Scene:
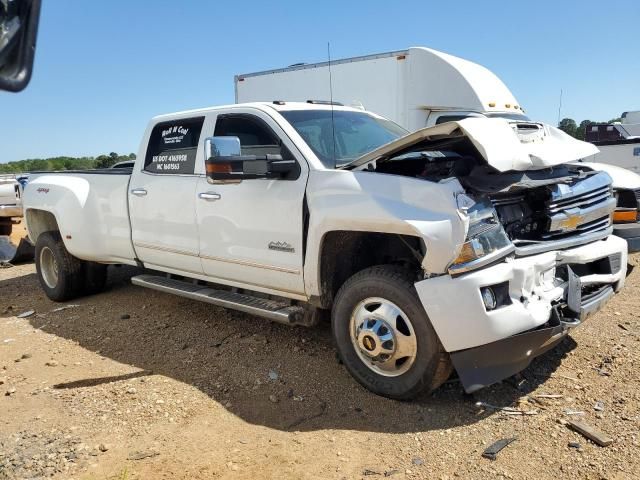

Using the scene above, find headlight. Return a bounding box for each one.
[449,198,514,274]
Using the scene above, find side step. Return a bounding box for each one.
[131,274,305,325]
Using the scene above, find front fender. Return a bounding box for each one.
[304,170,467,297]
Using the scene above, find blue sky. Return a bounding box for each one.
[1,0,638,163]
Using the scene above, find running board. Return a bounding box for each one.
[131,274,305,325]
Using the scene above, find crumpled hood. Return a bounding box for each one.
[344,117,600,172]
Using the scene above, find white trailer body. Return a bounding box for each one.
[235,47,523,131]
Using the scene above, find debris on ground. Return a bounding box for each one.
[51,304,80,313]
[16,310,35,318]
[127,450,160,461]
[482,437,517,460]
[566,420,614,447]
[475,401,538,415]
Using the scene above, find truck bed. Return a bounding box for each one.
[22,170,136,264]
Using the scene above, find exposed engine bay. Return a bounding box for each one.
[373,140,616,255]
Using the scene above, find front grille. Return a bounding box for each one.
[493,171,615,248]
[541,172,614,240]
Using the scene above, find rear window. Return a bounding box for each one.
[144,117,205,174]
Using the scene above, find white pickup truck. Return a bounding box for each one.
[23,102,627,399]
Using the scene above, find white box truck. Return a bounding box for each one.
[235,47,640,252]
[235,47,528,130]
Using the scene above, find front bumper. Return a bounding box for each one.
[613,223,640,253]
[415,234,627,392]
[0,204,22,218]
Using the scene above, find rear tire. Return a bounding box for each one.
[332,265,451,400]
[35,231,84,301]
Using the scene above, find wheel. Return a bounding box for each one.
[83,262,108,295]
[332,265,452,399]
[0,223,11,236]
[35,231,84,301]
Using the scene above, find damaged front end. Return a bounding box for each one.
[354,118,626,392]
[421,168,623,393]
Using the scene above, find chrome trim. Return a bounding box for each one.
[547,171,612,205]
[514,226,613,256]
[134,242,301,275]
[198,192,221,201]
[547,197,616,233]
[200,253,300,275]
[547,189,611,213]
[133,241,199,258]
[447,244,515,275]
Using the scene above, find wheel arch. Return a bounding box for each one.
[25,209,60,244]
[313,230,424,309]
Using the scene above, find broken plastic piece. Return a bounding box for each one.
[482,437,517,460]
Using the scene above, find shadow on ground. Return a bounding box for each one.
[0,265,575,434]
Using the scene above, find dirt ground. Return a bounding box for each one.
[1,257,639,480]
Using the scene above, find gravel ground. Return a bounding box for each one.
[0,257,639,479]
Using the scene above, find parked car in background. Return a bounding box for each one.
[23,102,626,399]
[576,162,640,252]
[0,174,22,231]
[0,174,33,262]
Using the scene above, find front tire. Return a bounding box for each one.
[35,231,84,301]
[332,265,451,400]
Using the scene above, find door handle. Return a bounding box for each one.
[199,192,221,201]
[130,188,147,196]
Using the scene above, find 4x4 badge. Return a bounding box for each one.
[268,241,294,253]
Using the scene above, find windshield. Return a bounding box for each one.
[485,112,531,121]
[280,110,407,168]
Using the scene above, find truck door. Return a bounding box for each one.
[128,116,204,274]
[195,110,308,295]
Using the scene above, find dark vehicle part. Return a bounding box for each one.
[0,219,34,263]
[0,0,41,92]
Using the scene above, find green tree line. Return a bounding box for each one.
[0,152,136,173]
[558,117,622,140]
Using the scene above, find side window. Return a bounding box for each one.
[214,115,290,158]
[144,116,204,174]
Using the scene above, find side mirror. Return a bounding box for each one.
[0,0,41,92]
[204,136,297,184]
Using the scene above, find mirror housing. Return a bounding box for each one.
[0,0,41,92]
[204,136,298,184]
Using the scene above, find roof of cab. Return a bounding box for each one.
[151,101,366,122]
